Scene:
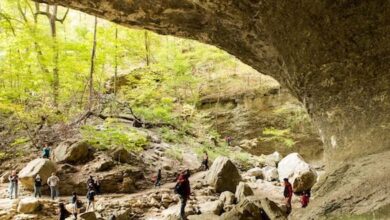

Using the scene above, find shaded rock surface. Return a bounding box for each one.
[18,159,56,190]
[205,157,241,193]
[53,141,91,164]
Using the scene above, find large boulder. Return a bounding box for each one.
[219,191,236,207]
[18,158,56,190]
[221,196,262,220]
[17,198,40,214]
[278,153,317,192]
[205,156,241,193]
[53,141,90,164]
[262,166,279,182]
[199,200,224,215]
[235,182,254,203]
[260,198,287,220]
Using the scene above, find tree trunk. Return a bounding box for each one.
[49,5,59,108]
[114,26,118,98]
[144,31,150,66]
[88,16,98,110]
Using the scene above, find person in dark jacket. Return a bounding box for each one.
[86,189,96,211]
[71,192,78,219]
[176,170,191,220]
[34,175,42,198]
[201,151,209,170]
[58,202,70,220]
[155,169,162,188]
[42,143,51,159]
[283,178,293,214]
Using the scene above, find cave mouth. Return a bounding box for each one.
[35,0,390,164]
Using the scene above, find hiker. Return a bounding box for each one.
[155,169,162,187]
[175,170,191,220]
[71,192,79,219]
[47,172,60,200]
[225,136,233,146]
[86,189,96,211]
[8,170,18,199]
[42,143,51,159]
[95,176,101,194]
[283,178,293,214]
[300,190,310,208]
[201,151,209,170]
[34,174,42,198]
[58,202,71,220]
[87,176,95,191]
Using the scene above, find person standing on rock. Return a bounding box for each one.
[8,170,18,199]
[34,174,42,198]
[87,175,96,191]
[86,189,96,211]
[95,176,101,194]
[47,172,60,200]
[300,190,310,208]
[283,178,293,214]
[42,143,51,159]
[201,151,209,170]
[71,192,79,219]
[175,170,191,220]
[155,169,162,188]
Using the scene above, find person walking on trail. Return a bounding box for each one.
[95,176,101,194]
[34,174,42,198]
[86,189,96,211]
[154,169,162,188]
[175,170,191,220]
[283,178,293,214]
[42,143,51,159]
[300,190,310,208]
[8,170,18,199]
[47,172,60,200]
[87,176,96,191]
[58,202,71,220]
[201,151,209,170]
[71,192,79,219]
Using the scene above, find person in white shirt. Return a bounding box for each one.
[47,172,60,200]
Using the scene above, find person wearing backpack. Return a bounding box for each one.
[34,175,42,198]
[175,170,191,220]
[86,189,96,211]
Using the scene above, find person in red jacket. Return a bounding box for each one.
[283,178,293,214]
[300,190,310,208]
[175,170,191,220]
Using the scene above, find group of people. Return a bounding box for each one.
[283,178,311,214]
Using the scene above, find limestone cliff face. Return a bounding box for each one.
[198,73,323,161]
[36,0,390,163]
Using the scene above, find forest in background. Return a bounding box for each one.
[0,0,316,166]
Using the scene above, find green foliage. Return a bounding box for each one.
[260,127,296,148]
[80,124,148,152]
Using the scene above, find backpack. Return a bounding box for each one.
[174,182,184,195]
